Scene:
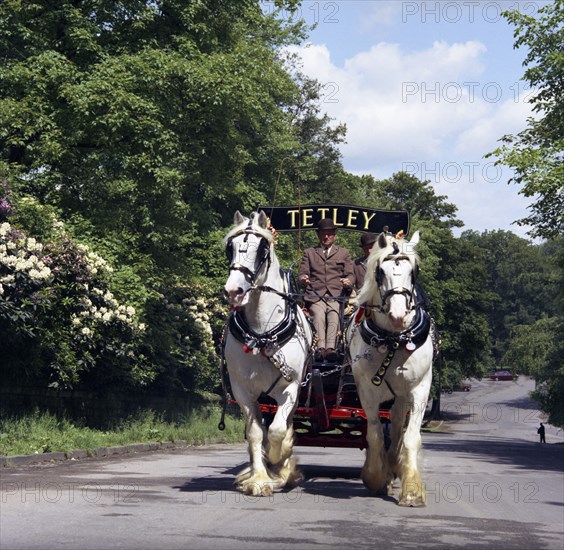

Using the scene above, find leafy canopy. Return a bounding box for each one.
[488,1,564,239]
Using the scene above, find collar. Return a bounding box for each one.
[358,307,431,350]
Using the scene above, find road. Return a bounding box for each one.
[1,376,563,549]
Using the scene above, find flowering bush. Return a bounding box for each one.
[0,222,52,291]
[0,221,52,338]
[0,210,151,389]
[0,181,228,396]
[145,281,227,393]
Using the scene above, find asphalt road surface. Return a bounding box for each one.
[1,376,563,549]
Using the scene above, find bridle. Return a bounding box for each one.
[375,243,419,313]
[225,223,272,285]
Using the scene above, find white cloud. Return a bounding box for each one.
[454,97,534,155]
[286,40,535,238]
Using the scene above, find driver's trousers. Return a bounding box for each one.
[308,296,340,349]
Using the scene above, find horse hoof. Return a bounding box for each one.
[259,484,273,497]
[285,469,303,488]
[361,478,388,496]
[398,495,426,507]
[237,481,274,497]
[235,466,252,484]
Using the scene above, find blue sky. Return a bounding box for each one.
[272,0,552,239]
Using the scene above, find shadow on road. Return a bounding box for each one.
[174,462,398,503]
[425,437,564,473]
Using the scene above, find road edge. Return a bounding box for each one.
[0,438,237,468]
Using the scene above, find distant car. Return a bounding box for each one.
[441,383,471,393]
[489,370,516,381]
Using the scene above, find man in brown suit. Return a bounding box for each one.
[353,232,377,289]
[298,219,354,362]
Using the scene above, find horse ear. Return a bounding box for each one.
[409,231,420,246]
[257,210,269,229]
[234,211,245,225]
[377,232,388,249]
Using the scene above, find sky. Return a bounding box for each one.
[268,0,551,239]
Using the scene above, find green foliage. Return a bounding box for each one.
[0,0,315,397]
[488,1,564,239]
[0,408,245,456]
[0,195,150,389]
[142,280,228,394]
[461,230,558,363]
[528,314,564,428]
[501,236,563,427]
[502,316,558,376]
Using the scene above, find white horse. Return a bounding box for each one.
[347,230,435,506]
[223,210,313,496]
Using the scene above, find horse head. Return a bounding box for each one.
[223,210,276,308]
[359,230,420,332]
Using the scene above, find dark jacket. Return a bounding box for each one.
[353,255,369,289]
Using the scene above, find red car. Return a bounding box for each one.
[489,370,517,381]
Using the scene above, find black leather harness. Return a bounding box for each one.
[357,306,433,387]
[359,307,431,350]
[228,301,298,353]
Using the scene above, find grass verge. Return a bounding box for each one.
[0,407,245,457]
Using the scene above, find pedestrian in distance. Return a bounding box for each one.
[537,422,546,443]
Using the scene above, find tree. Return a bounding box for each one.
[0,1,352,394]
[359,172,463,231]
[0,0,309,275]
[461,230,558,363]
[502,316,558,376]
[524,317,564,428]
[488,1,564,239]
[504,236,564,427]
[0,191,150,389]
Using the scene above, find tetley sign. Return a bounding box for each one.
[257,204,410,234]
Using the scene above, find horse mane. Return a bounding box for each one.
[223,211,277,246]
[357,234,419,304]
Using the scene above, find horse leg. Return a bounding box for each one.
[266,384,301,488]
[235,402,276,497]
[354,378,393,494]
[362,411,394,495]
[392,396,427,507]
[387,398,406,484]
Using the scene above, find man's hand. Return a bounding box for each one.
[299,275,310,287]
[340,277,352,289]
